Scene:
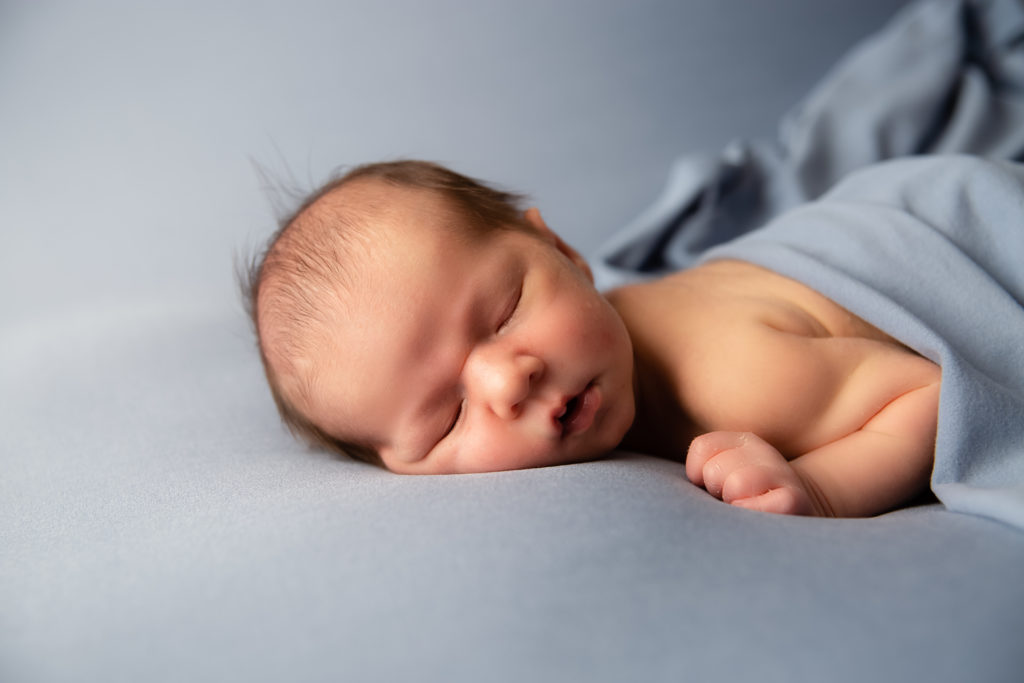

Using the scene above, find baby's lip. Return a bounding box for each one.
[553,382,600,438]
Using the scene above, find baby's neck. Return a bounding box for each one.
[618,346,696,460]
[608,277,698,460]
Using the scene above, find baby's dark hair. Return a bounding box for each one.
[241,159,526,466]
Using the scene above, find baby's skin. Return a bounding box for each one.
[268,179,940,517]
[609,261,939,517]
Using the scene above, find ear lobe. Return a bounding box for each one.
[523,207,594,283]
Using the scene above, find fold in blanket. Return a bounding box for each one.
[596,0,1024,288]
[594,0,1024,529]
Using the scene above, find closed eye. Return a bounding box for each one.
[440,279,519,445]
[442,400,464,440]
[497,284,522,333]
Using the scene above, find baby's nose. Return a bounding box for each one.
[466,347,544,420]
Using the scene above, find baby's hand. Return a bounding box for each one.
[685,431,818,515]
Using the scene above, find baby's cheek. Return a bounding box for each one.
[565,300,611,342]
[458,424,548,472]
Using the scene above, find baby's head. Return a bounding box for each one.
[244,160,636,474]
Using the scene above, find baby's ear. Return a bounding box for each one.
[523,207,594,283]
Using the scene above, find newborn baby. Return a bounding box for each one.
[244,160,940,517]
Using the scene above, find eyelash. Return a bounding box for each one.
[442,400,464,440]
[497,284,523,333]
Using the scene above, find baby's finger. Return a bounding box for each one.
[698,445,761,500]
[685,431,751,486]
[721,464,779,504]
[731,487,812,516]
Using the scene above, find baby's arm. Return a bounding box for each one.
[792,377,938,516]
[685,330,940,517]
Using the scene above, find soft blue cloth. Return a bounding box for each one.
[596,0,1024,288]
[702,155,1024,530]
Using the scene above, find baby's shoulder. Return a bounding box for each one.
[607,260,815,344]
[666,259,897,342]
[652,261,831,335]
[606,258,898,362]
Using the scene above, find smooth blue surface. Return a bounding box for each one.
[7,2,1024,683]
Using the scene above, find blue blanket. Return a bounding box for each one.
[704,155,1024,530]
[595,0,1024,529]
[596,0,1024,288]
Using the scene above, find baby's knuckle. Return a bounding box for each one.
[690,432,716,452]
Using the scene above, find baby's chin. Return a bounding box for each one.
[560,426,631,468]
[592,390,636,456]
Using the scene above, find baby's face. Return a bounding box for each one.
[300,185,636,474]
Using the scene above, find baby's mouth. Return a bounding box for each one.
[559,395,581,425]
[557,382,601,438]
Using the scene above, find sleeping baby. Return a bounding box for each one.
[243,159,942,518]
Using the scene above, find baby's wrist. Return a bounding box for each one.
[790,463,837,518]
